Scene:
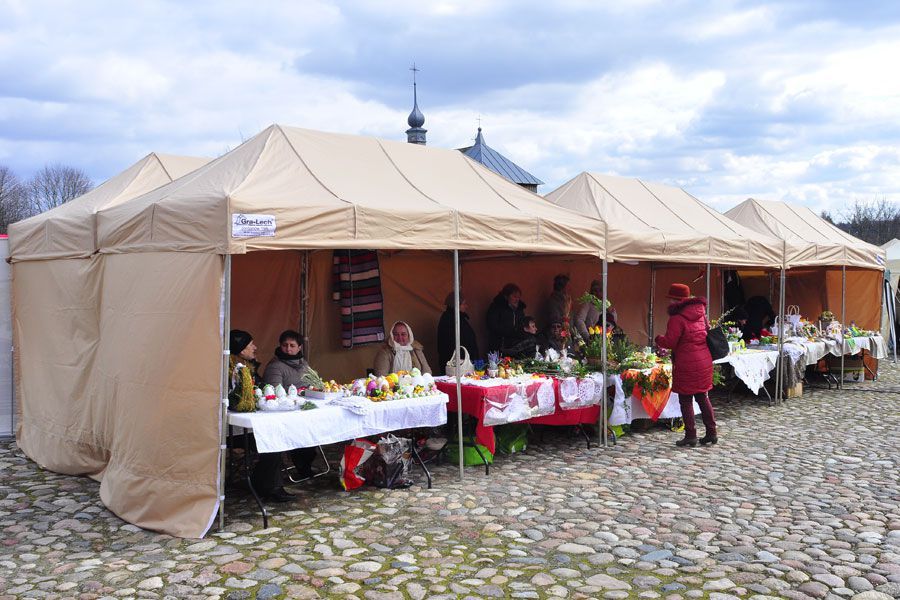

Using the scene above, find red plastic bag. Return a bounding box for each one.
[340,439,377,490]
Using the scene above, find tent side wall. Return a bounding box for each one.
[96,252,222,538]
[825,269,882,331]
[13,257,108,474]
[14,252,223,538]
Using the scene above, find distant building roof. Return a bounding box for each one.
[459,128,543,186]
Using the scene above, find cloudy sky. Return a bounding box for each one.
[2,0,900,214]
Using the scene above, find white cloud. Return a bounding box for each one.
[0,0,898,221]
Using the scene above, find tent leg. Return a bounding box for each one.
[840,266,846,390]
[705,264,711,317]
[218,254,232,532]
[776,268,786,405]
[648,266,656,346]
[453,250,464,480]
[601,258,609,448]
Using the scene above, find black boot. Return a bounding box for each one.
[699,434,718,446]
[675,437,698,448]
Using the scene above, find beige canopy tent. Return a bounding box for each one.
[726,198,887,396]
[546,173,790,344]
[725,199,885,331]
[12,125,607,538]
[9,152,211,261]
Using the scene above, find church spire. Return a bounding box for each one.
[406,63,427,145]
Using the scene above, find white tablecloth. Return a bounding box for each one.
[228,394,449,453]
[714,350,779,395]
[779,335,887,366]
[607,374,699,425]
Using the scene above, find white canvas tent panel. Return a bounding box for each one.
[96,126,607,256]
[8,153,210,261]
[546,173,786,267]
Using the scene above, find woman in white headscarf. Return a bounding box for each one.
[373,321,432,375]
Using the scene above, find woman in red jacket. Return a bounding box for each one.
[655,283,718,447]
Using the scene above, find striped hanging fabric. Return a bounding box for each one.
[332,250,386,348]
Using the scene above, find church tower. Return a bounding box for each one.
[406,64,427,145]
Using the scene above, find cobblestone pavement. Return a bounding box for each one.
[1,364,899,600]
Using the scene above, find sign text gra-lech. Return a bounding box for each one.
[232,213,277,238]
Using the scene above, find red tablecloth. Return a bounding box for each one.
[437,379,601,454]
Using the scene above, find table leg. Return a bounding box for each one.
[409,440,432,489]
[575,424,591,449]
[468,433,490,475]
[242,429,268,529]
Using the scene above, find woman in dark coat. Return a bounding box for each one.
[486,283,526,353]
[437,293,480,374]
[655,284,718,448]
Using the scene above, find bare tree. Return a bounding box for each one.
[26,164,93,214]
[0,165,29,233]
[833,198,900,246]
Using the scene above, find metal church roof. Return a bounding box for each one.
[459,128,543,186]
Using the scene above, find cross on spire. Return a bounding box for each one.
[406,62,426,144]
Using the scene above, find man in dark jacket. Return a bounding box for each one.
[437,293,480,375]
[486,283,526,353]
[263,330,318,480]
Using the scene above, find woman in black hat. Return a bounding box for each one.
[229,330,294,503]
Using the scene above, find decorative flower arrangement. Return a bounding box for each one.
[725,326,743,342]
[579,325,609,360]
[621,366,671,399]
[846,324,874,338]
[709,307,737,329]
[349,368,437,401]
[618,350,660,371]
[487,351,500,370]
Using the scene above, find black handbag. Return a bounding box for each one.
[706,325,729,361]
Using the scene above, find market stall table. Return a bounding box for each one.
[606,373,700,425]
[228,393,448,527]
[436,375,602,473]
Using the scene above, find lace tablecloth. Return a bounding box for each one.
[714,350,779,395]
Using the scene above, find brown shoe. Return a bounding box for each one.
[675,437,698,448]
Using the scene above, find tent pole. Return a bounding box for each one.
[453,250,464,480]
[888,279,897,364]
[300,251,309,361]
[648,265,656,346]
[218,254,232,532]
[601,257,609,448]
[840,265,846,390]
[705,264,711,317]
[776,267,786,404]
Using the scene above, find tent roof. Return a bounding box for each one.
[882,238,900,261]
[9,153,210,261]
[545,172,785,268]
[95,125,605,256]
[725,198,885,270]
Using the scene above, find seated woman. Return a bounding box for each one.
[262,329,318,480]
[374,321,432,375]
[229,329,294,503]
[545,320,574,354]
